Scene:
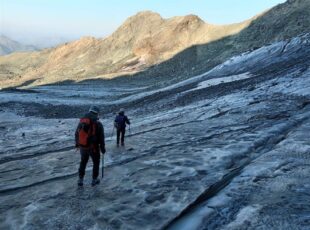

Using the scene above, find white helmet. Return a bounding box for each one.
[89,105,100,114]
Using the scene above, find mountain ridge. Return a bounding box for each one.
[0,35,37,56]
[0,0,309,88]
[0,10,251,88]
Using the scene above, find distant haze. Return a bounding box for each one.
[1,0,286,48]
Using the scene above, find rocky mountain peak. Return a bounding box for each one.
[120,11,163,29]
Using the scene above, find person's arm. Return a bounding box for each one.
[114,116,118,128]
[125,116,130,125]
[97,122,106,154]
[75,123,81,147]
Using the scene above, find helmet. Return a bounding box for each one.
[89,105,100,114]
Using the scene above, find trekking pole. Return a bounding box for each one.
[129,125,131,134]
[101,154,104,178]
[111,126,115,137]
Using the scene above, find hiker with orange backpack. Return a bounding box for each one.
[75,106,106,186]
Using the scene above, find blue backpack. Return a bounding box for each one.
[114,115,126,129]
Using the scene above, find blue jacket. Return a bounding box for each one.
[114,113,130,130]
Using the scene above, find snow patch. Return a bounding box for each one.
[21,203,39,229]
[224,205,261,230]
[187,72,252,92]
[207,193,231,208]
[169,206,214,230]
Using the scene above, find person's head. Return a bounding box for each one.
[119,108,125,115]
[89,105,100,117]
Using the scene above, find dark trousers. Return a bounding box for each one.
[116,128,126,145]
[79,148,100,179]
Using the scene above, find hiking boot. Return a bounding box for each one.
[77,178,83,186]
[121,142,125,147]
[91,178,100,186]
[116,143,120,147]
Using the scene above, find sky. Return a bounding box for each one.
[0,0,286,47]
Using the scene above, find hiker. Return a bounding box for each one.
[114,109,130,147]
[75,105,105,186]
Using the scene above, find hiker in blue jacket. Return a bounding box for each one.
[114,109,130,147]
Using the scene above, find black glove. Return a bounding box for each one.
[101,147,106,154]
[75,143,79,148]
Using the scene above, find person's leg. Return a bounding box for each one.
[116,129,121,146]
[90,151,100,180]
[78,149,89,185]
[121,128,126,146]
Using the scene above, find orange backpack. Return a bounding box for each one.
[78,118,97,148]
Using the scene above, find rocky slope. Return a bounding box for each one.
[140,0,310,83]
[0,35,37,56]
[0,12,251,88]
[0,0,309,89]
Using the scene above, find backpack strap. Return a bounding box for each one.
[89,120,99,152]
